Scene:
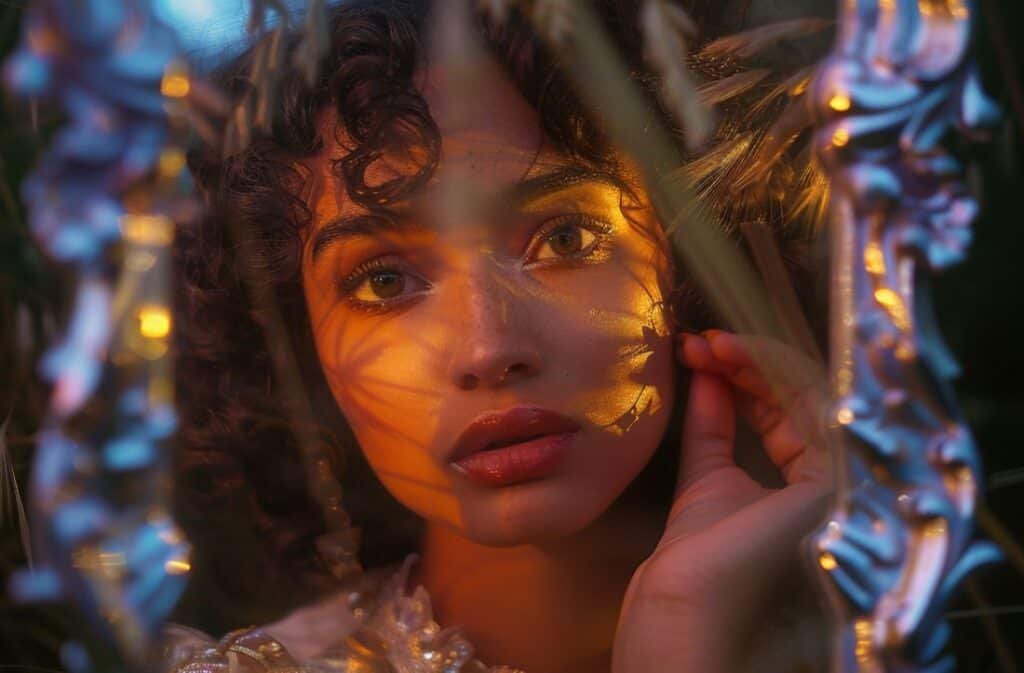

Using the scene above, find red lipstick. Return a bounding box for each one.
[449,406,580,487]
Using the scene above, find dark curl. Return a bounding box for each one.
[172,0,822,634]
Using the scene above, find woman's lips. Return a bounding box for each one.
[449,406,581,487]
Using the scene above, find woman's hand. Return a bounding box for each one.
[613,330,833,673]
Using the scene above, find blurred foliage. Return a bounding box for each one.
[0,0,1022,671]
[0,0,77,666]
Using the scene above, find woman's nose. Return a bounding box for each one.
[451,344,543,390]
[446,267,544,391]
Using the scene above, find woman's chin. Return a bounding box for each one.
[451,479,617,547]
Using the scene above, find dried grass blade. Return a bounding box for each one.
[540,1,784,340]
[749,65,813,118]
[732,97,812,192]
[478,0,514,23]
[531,0,575,45]
[790,154,830,232]
[641,0,713,150]
[294,0,329,87]
[0,415,32,568]
[978,506,1024,579]
[678,133,753,185]
[428,0,503,231]
[740,222,823,364]
[697,68,771,106]
[699,17,832,61]
[964,579,1021,673]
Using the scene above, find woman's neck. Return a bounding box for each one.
[411,502,664,673]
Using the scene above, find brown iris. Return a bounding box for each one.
[369,270,405,299]
[547,225,583,256]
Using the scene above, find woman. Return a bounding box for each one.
[166,1,831,672]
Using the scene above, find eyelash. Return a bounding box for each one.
[523,214,613,268]
[338,255,422,314]
[338,214,613,312]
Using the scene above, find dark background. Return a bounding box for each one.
[1,1,1022,670]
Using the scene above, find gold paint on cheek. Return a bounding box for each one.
[571,272,670,433]
[576,347,664,433]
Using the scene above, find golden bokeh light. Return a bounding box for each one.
[829,93,852,112]
[865,243,886,274]
[159,148,186,178]
[874,287,910,330]
[120,214,174,246]
[138,306,172,339]
[165,559,191,575]
[161,73,190,98]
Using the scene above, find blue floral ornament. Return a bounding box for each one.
[4,1,191,671]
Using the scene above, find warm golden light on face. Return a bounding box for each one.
[832,127,850,147]
[138,305,172,339]
[300,65,676,546]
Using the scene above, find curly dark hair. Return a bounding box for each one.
[171,0,824,634]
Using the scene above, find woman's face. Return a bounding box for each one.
[301,66,676,546]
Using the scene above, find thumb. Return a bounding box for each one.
[675,371,736,499]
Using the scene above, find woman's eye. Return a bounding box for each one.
[532,222,599,262]
[354,270,406,301]
[342,258,429,309]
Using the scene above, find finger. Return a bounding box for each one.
[707,331,824,392]
[682,331,826,411]
[737,392,828,484]
[685,332,830,485]
[676,333,726,374]
[675,372,736,498]
[680,331,783,397]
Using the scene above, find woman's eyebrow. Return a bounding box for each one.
[311,213,414,263]
[506,164,627,206]
[310,166,624,263]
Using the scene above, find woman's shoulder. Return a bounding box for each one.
[161,556,401,673]
[162,555,522,673]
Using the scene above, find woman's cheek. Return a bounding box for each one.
[319,311,471,527]
[544,257,674,433]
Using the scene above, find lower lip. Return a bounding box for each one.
[451,432,577,487]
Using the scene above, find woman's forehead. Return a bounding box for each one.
[305,143,588,229]
[420,61,543,158]
[303,61,644,241]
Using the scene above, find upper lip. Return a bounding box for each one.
[448,406,581,463]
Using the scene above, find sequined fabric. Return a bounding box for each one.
[163,556,523,673]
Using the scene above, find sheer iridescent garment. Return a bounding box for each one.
[163,556,523,673]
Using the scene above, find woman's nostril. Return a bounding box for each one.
[502,363,530,382]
